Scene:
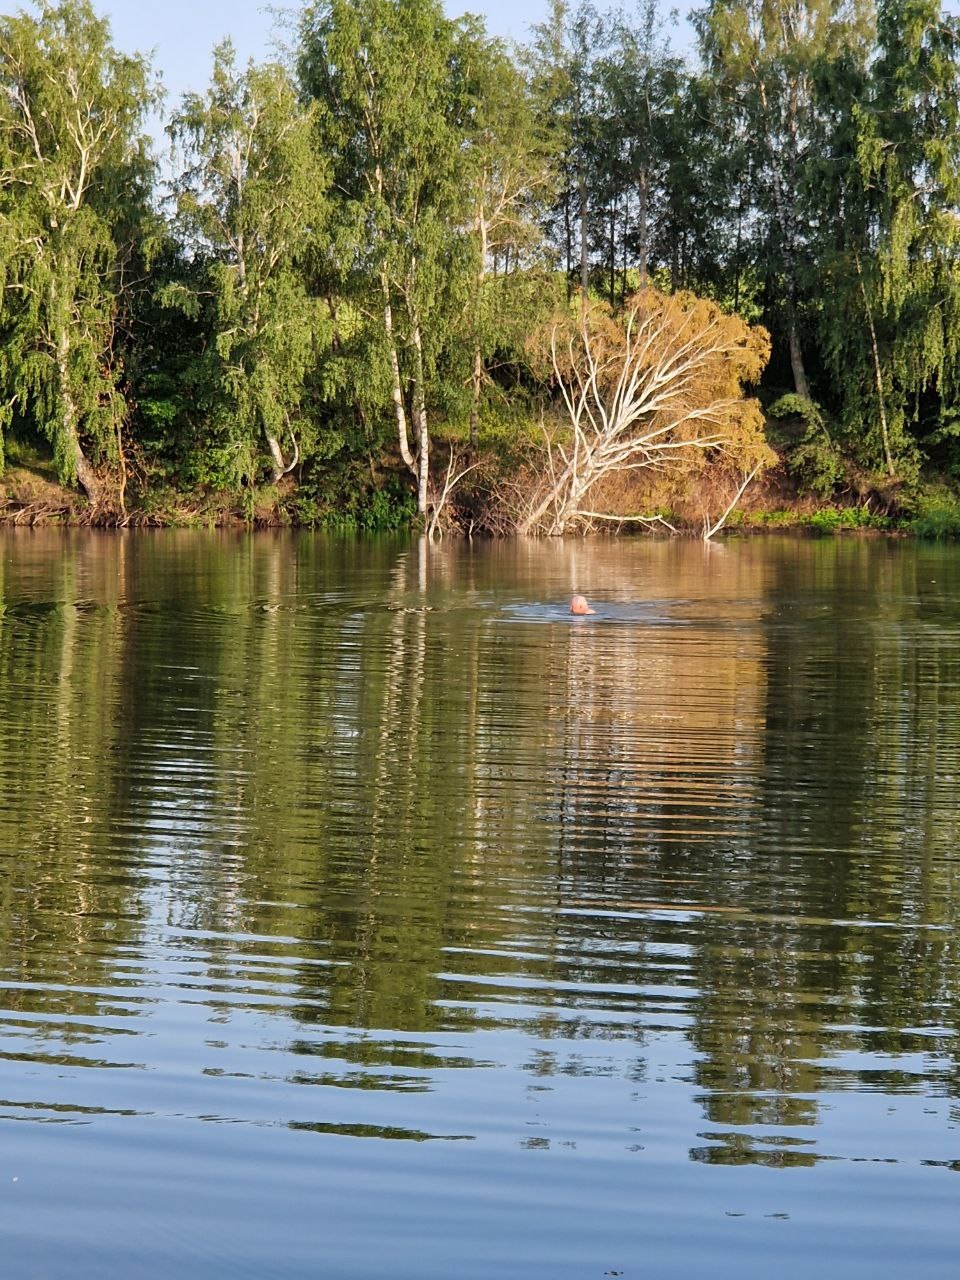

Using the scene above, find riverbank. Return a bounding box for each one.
[4,455,960,538]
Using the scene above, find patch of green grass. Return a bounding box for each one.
[3,436,57,477]
[729,508,806,529]
[805,506,891,532]
[730,505,892,533]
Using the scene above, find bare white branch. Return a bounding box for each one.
[515,292,767,535]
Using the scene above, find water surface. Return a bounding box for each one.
[1,530,958,1277]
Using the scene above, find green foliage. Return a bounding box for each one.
[903,490,960,539]
[767,393,825,436]
[456,34,558,438]
[731,504,891,532]
[924,408,960,479]
[293,463,417,531]
[814,1,960,478]
[0,0,157,495]
[123,242,216,487]
[299,0,498,513]
[697,1,874,404]
[805,505,889,532]
[167,44,331,493]
[319,485,417,534]
[787,434,846,500]
[768,394,846,498]
[7,0,960,528]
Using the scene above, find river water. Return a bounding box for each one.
[0,530,958,1277]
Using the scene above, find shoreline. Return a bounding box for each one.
[0,498,918,537]
[0,464,951,539]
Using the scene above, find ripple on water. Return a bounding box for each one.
[1,532,960,1277]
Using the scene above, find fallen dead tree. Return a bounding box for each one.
[507,289,773,536]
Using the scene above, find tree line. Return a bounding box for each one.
[2,0,960,532]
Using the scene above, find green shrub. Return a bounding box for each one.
[923,411,960,480]
[292,471,416,532]
[788,435,846,498]
[733,504,891,533]
[905,491,960,539]
[768,394,846,498]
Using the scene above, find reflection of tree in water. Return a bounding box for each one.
[687,538,960,1165]
[259,536,780,1084]
[527,540,788,1152]
[453,536,960,1165]
[136,533,960,1150]
[5,532,960,1152]
[0,534,147,1072]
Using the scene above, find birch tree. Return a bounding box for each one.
[0,0,155,501]
[696,0,872,401]
[167,44,329,490]
[592,2,680,300]
[817,0,960,480]
[459,27,556,445]
[527,0,608,301]
[299,0,475,518]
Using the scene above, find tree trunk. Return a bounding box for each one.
[764,101,811,400]
[771,167,810,398]
[579,160,589,299]
[72,436,101,506]
[411,320,429,517]
[621,199,629,300]
[517,456,576,535]
[855,250,895,477]
[266,429,299,484]
[785,291,810,401]
[56,327,100,505]
[469,346,483,450]
[637,168,649,286]
[670,220,680,293]
[381,275,416,477]
[733,177,745,314]
[470,206,489,449]
[564,189,573,301]
[608,198,616,306]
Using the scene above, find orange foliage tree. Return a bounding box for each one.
[511,289,772,535]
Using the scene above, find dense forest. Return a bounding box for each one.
[2,0,960,534]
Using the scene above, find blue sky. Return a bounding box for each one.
[101,1,699,126]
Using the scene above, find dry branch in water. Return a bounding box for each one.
[510,288,772,535]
